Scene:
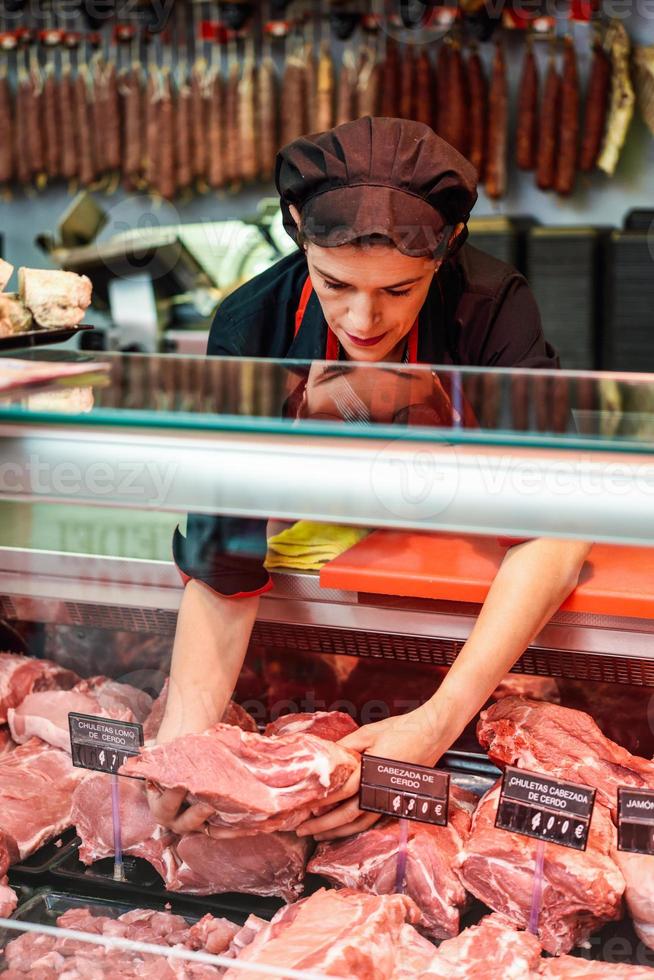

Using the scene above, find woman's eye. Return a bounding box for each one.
[323,281,346,291]
[386,288,411,297]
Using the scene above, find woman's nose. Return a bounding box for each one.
[346,295,382,334]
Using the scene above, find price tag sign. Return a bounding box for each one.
[496,766,595,851]
[359,754,449,827]
[618,788,654,855]
[69,713,143,775]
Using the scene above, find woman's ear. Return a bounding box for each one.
[449,222,465,250]
[289,204,302,230]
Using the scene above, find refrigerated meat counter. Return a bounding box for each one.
[0,351,654,976]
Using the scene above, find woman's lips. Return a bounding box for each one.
[344,331,386,348]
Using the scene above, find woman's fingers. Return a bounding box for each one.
[313,811,380,842]
[146,786,186,828]
[297,795,362,837]
[168,802,215,835]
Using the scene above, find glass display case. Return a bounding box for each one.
[1,349,654,975]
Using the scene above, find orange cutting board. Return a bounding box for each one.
[320,531,654,620]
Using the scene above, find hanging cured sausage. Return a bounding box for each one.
[555,37,580,196]
[516,39,538,171]
[485,40,508,200]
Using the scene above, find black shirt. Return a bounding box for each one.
[174,245,559,597]
[206,245,559,368]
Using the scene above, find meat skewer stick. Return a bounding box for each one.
[516,36,539,171]
[316,39,334,132]
[555,36,580,196]
[258,28,278,178]
[400,42,415,120]
[579,29,611,172]
[335,46,357,127]
[357,42,381,118]
[536,41,561,191]
[467,42,487,179]
[224,34,241,187]
[239,35,258,184]
[281,37,307,146]
[446,37,469,156]
[380,36,399,117]
[484,40,508,200]
[206,36,226,190]
[414,48,432,127]
[0,55,16,186]
[59,44,78,183]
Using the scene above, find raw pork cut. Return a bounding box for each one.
[309,785,477,938]
[478,696,654,814]
[492,674,560,703]
[539,956,654,977]
[0,737,85,859]
[264,710,358,741]
[2,905,237,977]
[72,772,176,878]
[223,887,421,979]
[458,782,625,955]
[613,848,654,950]
[0,652,78,724]
[73,773,309,901]
[7,680,146,752]
[420,912,542,979]
[76,675,153,721]
[121,722,359,834]
[392,923,439,977]
[225,914,269,959]
[0,726,14,755]
[142,678,256,742]
[0,876,17,917]
[18,268,92,328]
[168,830,309,902]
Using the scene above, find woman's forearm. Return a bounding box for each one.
[418,538,592,752]
[157,580,260,743]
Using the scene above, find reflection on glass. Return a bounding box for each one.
[0,349,654,452]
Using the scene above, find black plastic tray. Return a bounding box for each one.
[0,324,94,351]
[51,840,289,921]
[9,830,77,878]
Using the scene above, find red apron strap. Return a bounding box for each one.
[294,274,420,363]
[294,275,314,338]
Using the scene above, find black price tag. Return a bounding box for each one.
[69,713,143,775]
[618,788,654,855]
[495,766,595,851]
[359,754,450,827]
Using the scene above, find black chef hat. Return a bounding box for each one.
[275,116,478,259]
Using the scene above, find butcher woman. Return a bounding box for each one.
[149,118,591,839]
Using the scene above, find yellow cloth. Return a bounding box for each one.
[264,521,369,571]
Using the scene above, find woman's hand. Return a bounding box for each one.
[295,706,445,842]
[146,784,214,835]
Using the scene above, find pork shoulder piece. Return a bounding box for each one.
[308,785,476,939]
[477,696,654,814]
[0,726,15,755]
[419,912,543,979]
[264,710,358,741]
[0,738,86,859]
[8,676,151,751]
[457,783,625,955]
[121,722,359,834]
[392,922,438,978]
[539,955,654,977]
[0,258,13,292]
[0,294,32,338]
[168,829,310,902]
[18,268,92,329]
[0,652,78,725]
[224,887,422,980]
[73,771,310,902]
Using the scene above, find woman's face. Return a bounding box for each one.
[304,241,438,363]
